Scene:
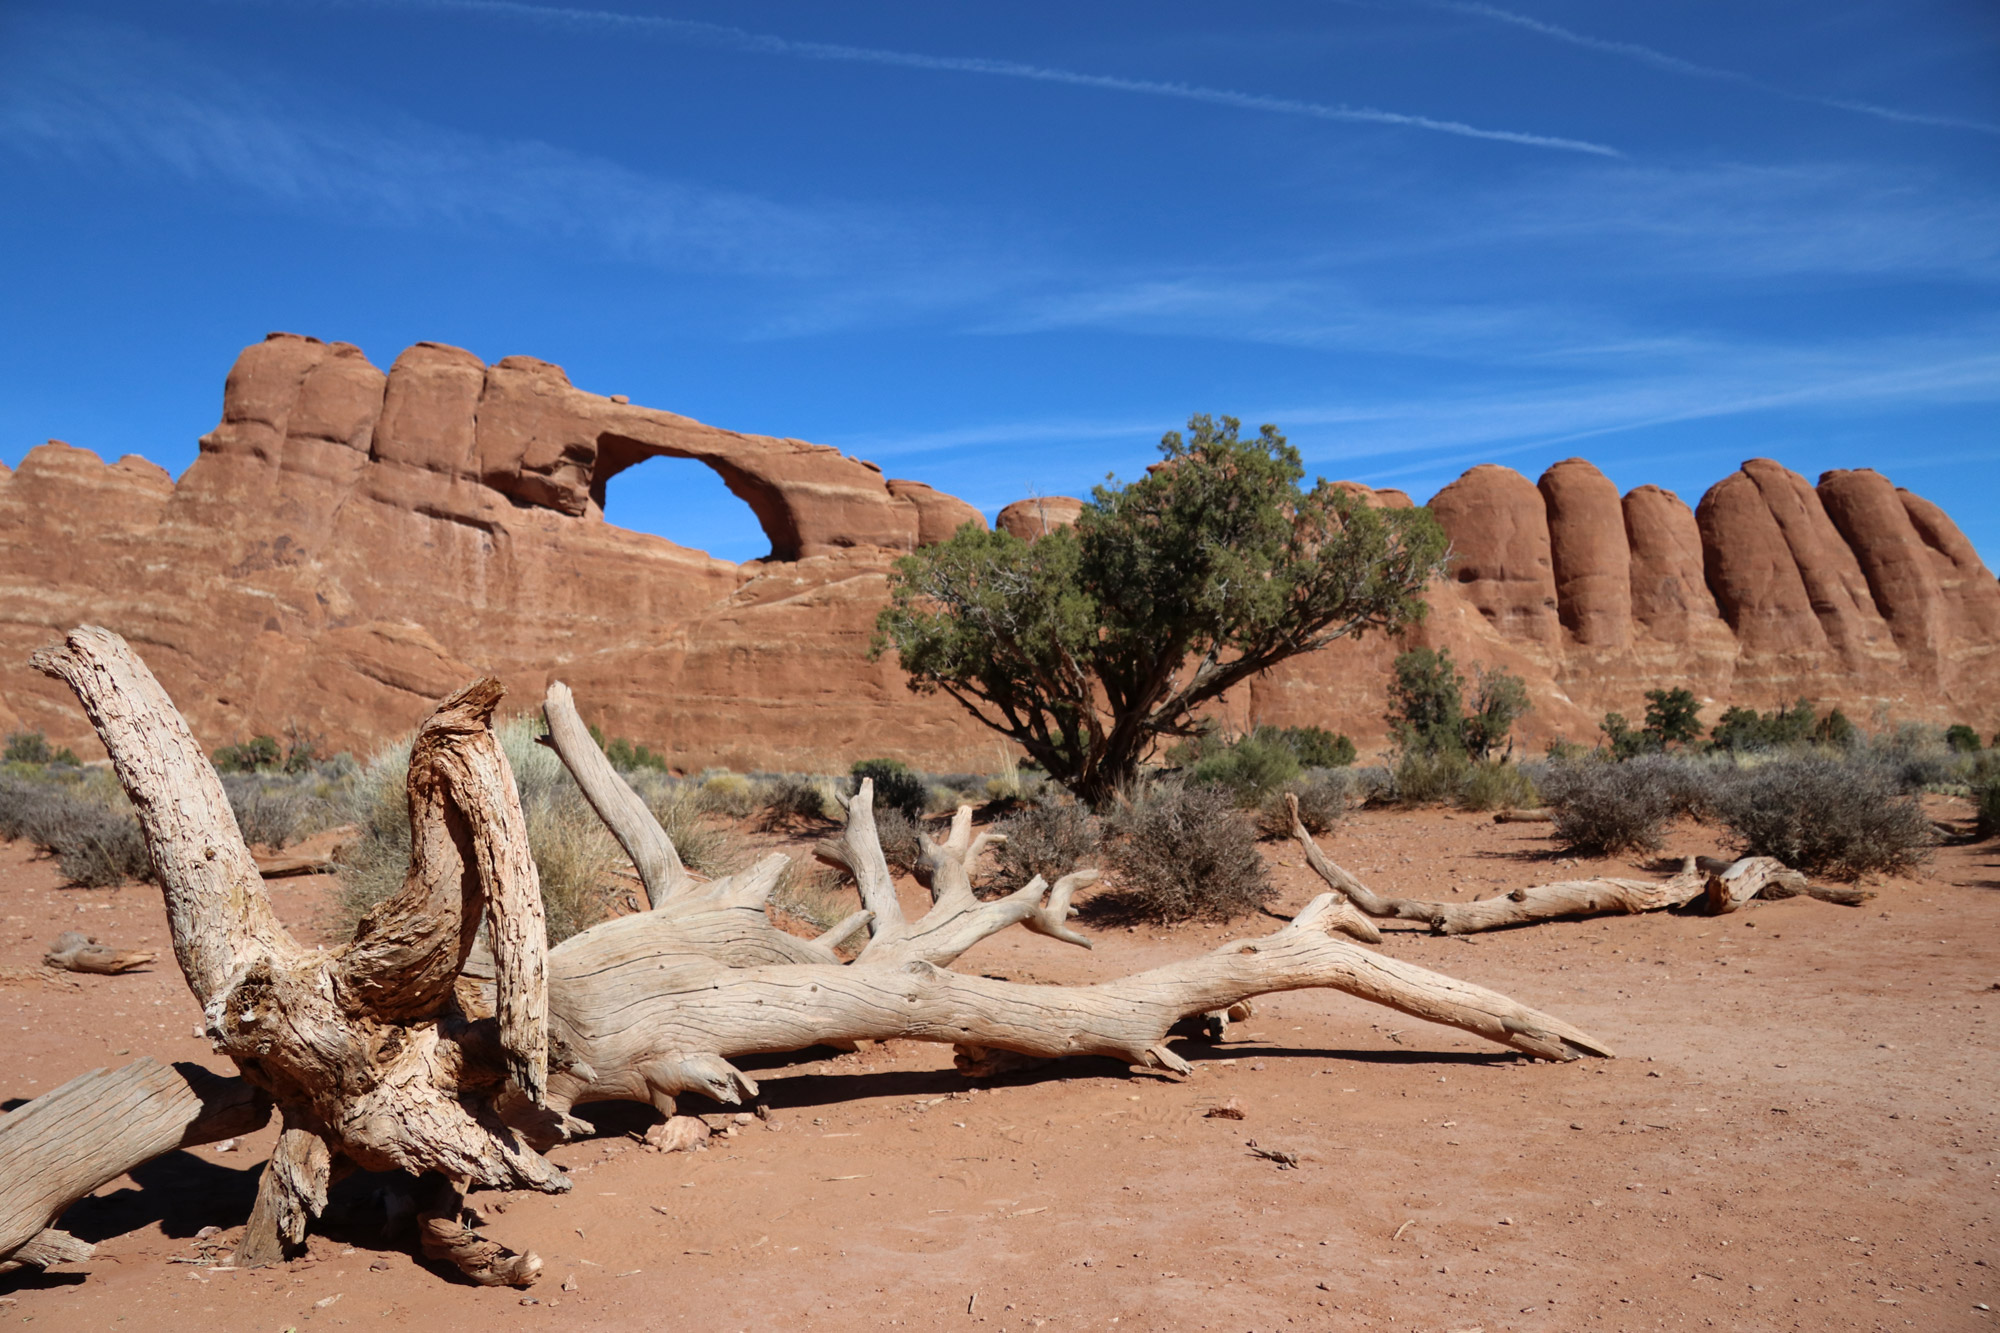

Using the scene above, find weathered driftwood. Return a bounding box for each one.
[1492,808,1554,823]
[4,628,1612,1287]
[251,823,360,878]
[31,628,564,1284]
[0,1058,268,1272]
[1289,795,1858,933]
[43,930,155,974]
[1695,855,1872,912]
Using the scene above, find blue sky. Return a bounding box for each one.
[1,2,1995,564]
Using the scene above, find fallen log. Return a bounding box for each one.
[8,626,1614,1287]
[1289,796,1862,932]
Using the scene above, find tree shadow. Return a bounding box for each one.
[56,1150,263,1245]
[0,1267,88,1295]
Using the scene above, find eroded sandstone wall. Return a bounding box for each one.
[1,335,1992,768]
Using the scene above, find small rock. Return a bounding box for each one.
[1205,1099,1246,1121]
[212,1138,238,1153]
[370,1258,391,1272]
[732,1112,755,1125]
[561,1273,578,1293]
[644,1116,710,1153]
[1568,1122,1585,1131]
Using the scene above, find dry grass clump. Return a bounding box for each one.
[696,771,758,819]
[769,860,856,936]
[337,719,631,944]
[756,774,843,829]
[1092,782,1269,924]
[990,797,1100,886]
[1455,760,1540,813]
[1389,750,1469,806]
[624,770,739,876]
[1711,755,1933,879]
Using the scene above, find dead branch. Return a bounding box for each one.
[0,1059,268,1272]
[43,931,155,974]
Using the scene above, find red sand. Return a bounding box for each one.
[3,803,1995,1331]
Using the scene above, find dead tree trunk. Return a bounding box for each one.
[30,627,562,1283]
[6,628,1613,1287]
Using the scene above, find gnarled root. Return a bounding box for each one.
[416,1175,541,1287]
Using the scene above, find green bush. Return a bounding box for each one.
[1190,731,1301,805]
[1945,723,1984,754]
[1462,666,1531,761]
[991,797,1100,886]
[1712,756,1933,879]
[1458,760,1539,813]
[1273,726,1356,769]
[852,758,930,821]
[1710,699,1817,753]
[1095,782,1269,923]
[4,731,79,767]
[1642,688,1703,747]
[1388,647,1466,757]
[696,772,758,819]
[1391,749,1468,806]
[1975,771,2000,840]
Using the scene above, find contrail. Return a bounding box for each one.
[347,0,1621,157]
[1425,0,2000,137]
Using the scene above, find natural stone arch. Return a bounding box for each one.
[590,433,802,561]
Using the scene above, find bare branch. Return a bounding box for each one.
[543,681,690,906]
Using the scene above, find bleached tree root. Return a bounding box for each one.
[1696,856,1872,911]
[0,1059,268,1272]
[415,1175,541,1287]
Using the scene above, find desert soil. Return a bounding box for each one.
[2,803,1995,1332]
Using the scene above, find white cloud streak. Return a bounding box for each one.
[1425,0,2000,137]
[332,0,1620,156]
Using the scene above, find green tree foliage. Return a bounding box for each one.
[852,758,930,820]
[874,415,1448,805]
[1642,688,1703,747]
[3,731,79,767]
[1388,649,1528,761]
[1462,664,1531,761]
[1945,723,1984,754]
[1709,699,1817,753]
[1598,711,1646,760]
[1387,647,1465,757]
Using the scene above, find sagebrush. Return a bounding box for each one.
[1094,782,1269,923]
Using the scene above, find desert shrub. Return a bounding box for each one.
[991,797,1100,885]
[1347,765,1395,806]
[696,772,758,819]
[1945,723,1983,754]
[1709,699,1817,753]
[1391,749,1468,806]
[1458,760,1539,813]
[1462,665,1531,761]
[1975,771,2000,840]
[4,731,79,767]
[1388,647,1466,757]
[1711,756,1933,879]
[1256,768,1348,839]
[1095,782,1268,923]
[1277,726,1356,769]
[1862,724,1958,792]
[219,767,352,850]
[622,770,739,875]
[0,771,153,887]
[852,758,929,821]
[213,734,284,773]
[1539,758,1680,856]
[769,860,855,935]
[1190,731,1300,805]
[872,805,925,875]
[757,774,841,829]
[1815,708,1859,750]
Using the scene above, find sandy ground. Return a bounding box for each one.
[2,803,1996,1333]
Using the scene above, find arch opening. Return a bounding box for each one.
[592,448,777,563]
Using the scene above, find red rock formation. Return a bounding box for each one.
[1427,465,1561,651]
[995,496,1084,542]
[1,334,1993,766]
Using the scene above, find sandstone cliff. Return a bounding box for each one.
[1,335,1992,767]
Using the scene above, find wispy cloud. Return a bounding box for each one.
[322,0,1620,157]
[0,19,916,279]
[1422,0,2000,137]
